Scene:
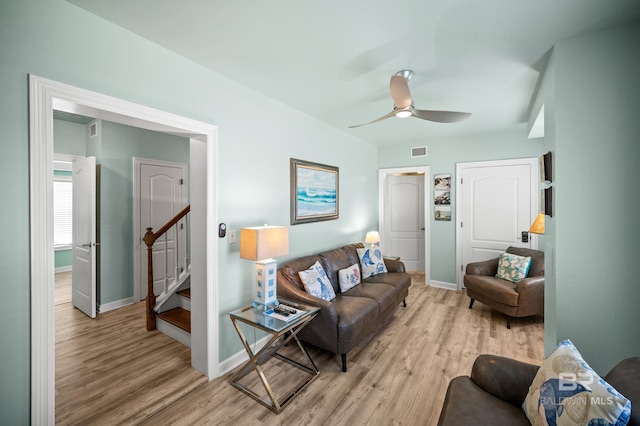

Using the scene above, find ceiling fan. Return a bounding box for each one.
[348,70,471,128]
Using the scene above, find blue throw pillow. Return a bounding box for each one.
[523,339,631,426]
[496,252,532,283]
[357,247,388,279]
[298,260,336,301]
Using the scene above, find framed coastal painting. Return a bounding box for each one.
[290,158,339,225]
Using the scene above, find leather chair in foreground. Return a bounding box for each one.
[437,354,640,426]
[464,246,544,328]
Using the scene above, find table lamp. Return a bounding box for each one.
[365,231,380,248]
[240,225,289,308]
[528,213,545,235]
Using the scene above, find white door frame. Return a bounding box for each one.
[455,157,539,290]
[29,75,219,422]
[378,166,431,285]
[133,157,189,302]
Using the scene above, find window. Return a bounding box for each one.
[54,175,72,248]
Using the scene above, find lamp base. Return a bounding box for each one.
[253,258,278,308]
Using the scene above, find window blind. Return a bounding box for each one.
[53,180,73,246]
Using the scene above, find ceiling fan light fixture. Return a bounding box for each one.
[395,110,412,118]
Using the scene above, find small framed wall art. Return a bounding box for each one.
[290,158,339,225]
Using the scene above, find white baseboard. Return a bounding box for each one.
[98,297,134,313]
[55,266,72,273]
[218,334,272,376]
[429,280,458,291]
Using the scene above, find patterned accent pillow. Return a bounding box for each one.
[338,263,361,293]
[496,252,532,283]
[522,339,631,426]
[357,247,388,279]
[298,260,336,301]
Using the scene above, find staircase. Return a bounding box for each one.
[143,205,192,347]
[157,287,191,347]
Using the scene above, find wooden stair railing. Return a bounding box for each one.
[143,204,190,331]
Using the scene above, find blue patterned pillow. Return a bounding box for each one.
[357,247,388,279]
[298,261,336,301]
[338,263,361,293]
[496,252,532,283]
[523,339,631,426]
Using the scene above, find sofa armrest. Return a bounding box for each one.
[383,258,406,273]
[465,258,499,276]
[470,354,539,406]
[514,276,545,316]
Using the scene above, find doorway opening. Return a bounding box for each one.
[30,75,219,420]
[378,166,430,284]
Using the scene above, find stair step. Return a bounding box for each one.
[177,288,190,298]
[156,307,190,333]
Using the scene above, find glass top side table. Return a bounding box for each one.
[228,299,320,413]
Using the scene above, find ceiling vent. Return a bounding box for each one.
[411,146,428,158]
[89,122,98,138]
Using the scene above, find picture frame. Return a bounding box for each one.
[434,190,451,205]
[290,158,339,225]
[434,174,451,189]
[435,205,451,221]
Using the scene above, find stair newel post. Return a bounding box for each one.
[144,227,157,331]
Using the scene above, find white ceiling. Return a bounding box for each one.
[67,0,640,146]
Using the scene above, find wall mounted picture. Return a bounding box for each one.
[434,190,451,205]
[540,151,552,182]
[290,158,339,225]
[434,174,451,189]
[435,205,451,221]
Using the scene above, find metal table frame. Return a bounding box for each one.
[229,300,320,413]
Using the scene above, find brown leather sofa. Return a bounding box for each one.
[437,354,640,425]
[277,243,411,372]
[465,246,544,328]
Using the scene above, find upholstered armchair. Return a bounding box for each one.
[464,246,544,328]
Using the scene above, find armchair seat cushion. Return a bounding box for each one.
[438,376,532,426]
[465,275,518,307]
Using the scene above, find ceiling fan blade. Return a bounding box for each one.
[348,110,396,128]
[411,108,471,123]
[390,75,412,108]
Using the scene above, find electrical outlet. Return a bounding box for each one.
[228,229,237,244]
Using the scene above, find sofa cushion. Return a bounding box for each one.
[281,254,322,291]
[319,248,352,293]
[298,260,336,301]
[357,247,388,279]
[464,275,519,307]
[332,294,379,343]
[523,339,631,426]
[496,252,531,283]
[363,272,411,304]
[343,282,397,313]
[338,263,361,293]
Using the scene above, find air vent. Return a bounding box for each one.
[411,146,428,158]
[89,122,98,138]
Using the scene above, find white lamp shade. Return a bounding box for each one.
[365,231,380,245]
[240,226,289,261]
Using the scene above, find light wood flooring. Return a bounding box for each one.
[55,272,543,425]
[54,272,208,425]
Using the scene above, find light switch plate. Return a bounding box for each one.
[228,229,237,244]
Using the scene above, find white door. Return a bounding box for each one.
[72,156,97,318]
[456,158,538,288]
[136,159,188,300]
[383,173,425,272]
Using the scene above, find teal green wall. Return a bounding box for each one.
[55,249,72,269]
[0,1,377,421]
[539,24,640,372]
[378,130,545,283]
[98,121,189,304]
[53,119,86,156]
